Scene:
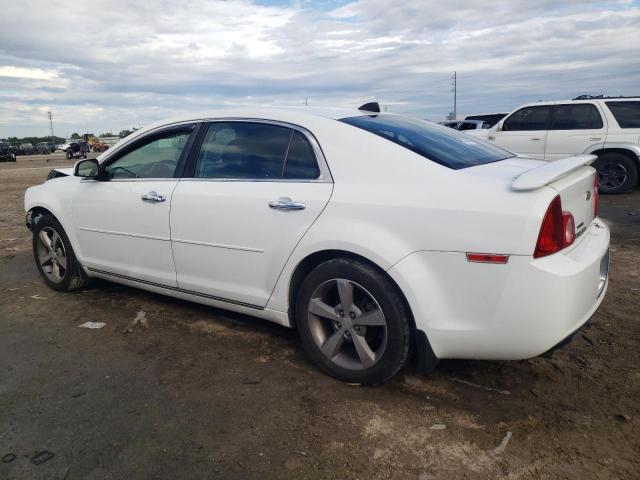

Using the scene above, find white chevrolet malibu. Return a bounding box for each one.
[24,104,610,385]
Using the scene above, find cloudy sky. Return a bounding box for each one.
[1,0,639,138]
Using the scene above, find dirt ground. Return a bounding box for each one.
[1,153,639,479]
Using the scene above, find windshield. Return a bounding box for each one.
[340,115,514,169]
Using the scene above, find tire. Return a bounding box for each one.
[594,153,639,194]
[32,215,87,292]
[295,258,412,385]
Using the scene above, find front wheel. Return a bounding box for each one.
[32,215,88,292]
[594,153,638,194]
[295,258,412,385]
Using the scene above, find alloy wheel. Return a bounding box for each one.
[598,160,628,191]
[307,279,387,370]
[36,227,67,283]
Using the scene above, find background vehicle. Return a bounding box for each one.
[34,142,55,154]
[465,113,508,128]
[0,142,17,162]
[440,119,489,130]
[58,141,74,152]
[65,141,89,159]
[17,143,34,155]
[468,96,640,193]
[25,105,609,385]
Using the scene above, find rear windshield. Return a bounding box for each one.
[340,115,514,169]
[606,101,640,128]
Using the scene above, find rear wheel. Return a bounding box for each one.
[594,153,638,194]
[295,258,411,385]
[32,215,87,292]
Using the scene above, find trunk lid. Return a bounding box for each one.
[548,167,597,238]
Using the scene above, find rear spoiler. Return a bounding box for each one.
[511,155,596,191]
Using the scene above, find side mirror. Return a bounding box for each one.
[495,120,504,132]
[74,158,99,178]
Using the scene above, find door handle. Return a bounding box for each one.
[531,138,542,141]
[589,137,602,141]
[141,191,166,203]
[269,197,306,211]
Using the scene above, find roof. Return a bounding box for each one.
[97,106,372,161]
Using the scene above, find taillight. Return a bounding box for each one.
[562,211,575,247]
[593,173,598,217]
[534,195,576,258]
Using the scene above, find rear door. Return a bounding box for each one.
[492,105,552,159]
[170,120,333,307]
[545,103,606,161]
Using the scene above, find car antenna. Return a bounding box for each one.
[358,102,381,113]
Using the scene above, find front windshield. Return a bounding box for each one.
[340,115,514,169]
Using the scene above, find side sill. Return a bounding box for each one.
[87,267,264,311]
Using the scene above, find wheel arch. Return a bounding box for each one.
[286,248,439,373]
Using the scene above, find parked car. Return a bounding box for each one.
[34,142,55,154]
[58,141,74,152]
[17,143,34,155]
[440,119,490,131]
[0,142,17,162]
[25,105,609,385]
[465,113,508,128]
[467,97,640,193]
[65,141,89,159]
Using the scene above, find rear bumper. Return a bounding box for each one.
[389,219,610,360]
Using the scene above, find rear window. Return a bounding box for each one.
[606,101,640,128]
[340,115,514,170]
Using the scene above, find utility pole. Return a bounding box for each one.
[451,71,457,120]
[48,111,54,142]
[305,97,308,106]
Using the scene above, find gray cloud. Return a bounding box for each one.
[1,0,639,137]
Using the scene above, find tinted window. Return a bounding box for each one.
[340,115,514,170]
[465,113,507,127]
[195,122,291,179]
[502,106,552,131]
[606,101,640,128]
[283,131,320,179]
[104,130,191,179]
[551,104,603,130]
[458,122,478,131]
[195,122,320,180]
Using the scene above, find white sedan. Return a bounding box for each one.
[24,104,610,385]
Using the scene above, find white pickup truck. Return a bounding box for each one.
[467,97,640,193]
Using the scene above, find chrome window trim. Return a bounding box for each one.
[187,117,333,184]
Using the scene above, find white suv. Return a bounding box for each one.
[468,97,640,193]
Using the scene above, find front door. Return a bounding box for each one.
[492,105,553,159]
[170,120,333,307]
[71,125,195,286]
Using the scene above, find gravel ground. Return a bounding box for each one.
[1,153,639,479]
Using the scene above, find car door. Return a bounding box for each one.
[544,103,607,161]
[170,120,333,308]
[71,124,197,286]
[491,105,552,159]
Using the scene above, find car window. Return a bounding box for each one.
[104,130,191,179]
[458,122,477,131]
[283,131,320,179]
[502,106,552,131]
[195,122,320,180]
[340,115,515,170]
[551,104,603,130]
[606,101,640,128]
